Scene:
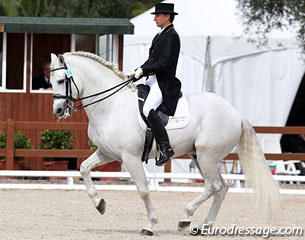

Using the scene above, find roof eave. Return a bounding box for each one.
[0,17,134,35]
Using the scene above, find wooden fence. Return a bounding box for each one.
[1,119,305,171]
[0,119,92,170]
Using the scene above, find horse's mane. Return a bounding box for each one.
[65,51,127,80]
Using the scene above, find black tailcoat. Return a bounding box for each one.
[32,74,52,90]
[141,24,181,116]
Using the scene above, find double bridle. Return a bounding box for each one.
[51,63,134,113]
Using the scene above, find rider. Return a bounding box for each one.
[133,3,181,166]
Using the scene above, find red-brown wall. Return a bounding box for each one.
[0,93,89,170]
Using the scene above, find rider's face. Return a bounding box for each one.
[153,13,170,29]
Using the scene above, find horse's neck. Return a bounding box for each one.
[83,87,136,128]
[65,55,136,123]
[81,71,124,100]
[75,63,134,120]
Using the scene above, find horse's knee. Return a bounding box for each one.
[138,186,150,199]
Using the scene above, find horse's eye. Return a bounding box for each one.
[58,79,65,84]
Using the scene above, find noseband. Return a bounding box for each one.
[51,63,80,114]
[51,63,134,112]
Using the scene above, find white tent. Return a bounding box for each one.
[123,0,305,127]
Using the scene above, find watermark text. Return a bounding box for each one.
[190,224,304,238]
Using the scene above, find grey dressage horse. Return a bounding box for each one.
[50,51,281,236]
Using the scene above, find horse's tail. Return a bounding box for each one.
[237,117,281,223]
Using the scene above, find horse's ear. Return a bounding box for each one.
[51,53,57,62]
[58,54,65,65]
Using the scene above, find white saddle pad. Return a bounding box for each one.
[138,96,190,130]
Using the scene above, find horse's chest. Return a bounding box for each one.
[88,127,121,157]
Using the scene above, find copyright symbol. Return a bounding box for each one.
[190,225,199,235]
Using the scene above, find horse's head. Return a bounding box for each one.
[50,51,132,120]
[50,53,79,119]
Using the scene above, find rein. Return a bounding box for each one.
[51,64,134,112]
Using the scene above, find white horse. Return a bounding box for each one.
[50,51,281,236]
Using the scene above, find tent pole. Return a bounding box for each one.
[202,36,213,92]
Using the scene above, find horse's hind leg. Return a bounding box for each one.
[201,173,228,226]
[178,151,227,231]
[80,150,113,214]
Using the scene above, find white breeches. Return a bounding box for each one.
[143,75,163,117]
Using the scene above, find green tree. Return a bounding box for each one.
[236,0,305,53]
[0,0,20,15]
[0,0,161,18]
[0,5,5,16]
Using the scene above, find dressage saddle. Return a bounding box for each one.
[137,84,182,164]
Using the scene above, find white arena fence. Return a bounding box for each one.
[0,170,304,195]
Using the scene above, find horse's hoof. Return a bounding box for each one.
[96,199,106,215]
[178,220,191,231]
[140,229,153,236]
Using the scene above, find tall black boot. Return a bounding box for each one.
[141,128,154,163]
[147,110,174,166]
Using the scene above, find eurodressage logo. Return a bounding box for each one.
[190,224,304,238]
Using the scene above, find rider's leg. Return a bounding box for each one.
[143,76,174,166]
[147,109,174,166]
[143,75,163,118]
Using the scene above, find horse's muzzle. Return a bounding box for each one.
[54,107,65,117]
[53,101,71,119]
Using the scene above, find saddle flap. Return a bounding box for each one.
[137,93,190,130]
[166,96,189,129]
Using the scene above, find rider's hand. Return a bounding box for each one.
[134,67,143,79]
[126,70,135,79]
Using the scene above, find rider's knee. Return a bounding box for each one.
[143,105,151,118]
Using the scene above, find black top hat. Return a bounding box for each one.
[151,3,178,15]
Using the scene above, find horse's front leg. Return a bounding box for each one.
[122,154,158,236]
[80,150,113,214]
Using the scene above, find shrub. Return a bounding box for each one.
[39,130,76,150]
[0,131,33,150]
[0,132,6,149]
[88,140,97,151]
[0,131,33,161]
[14,131,33,149]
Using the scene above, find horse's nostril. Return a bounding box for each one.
[56,108,63,115]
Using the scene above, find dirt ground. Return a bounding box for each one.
[0,188,304,240]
